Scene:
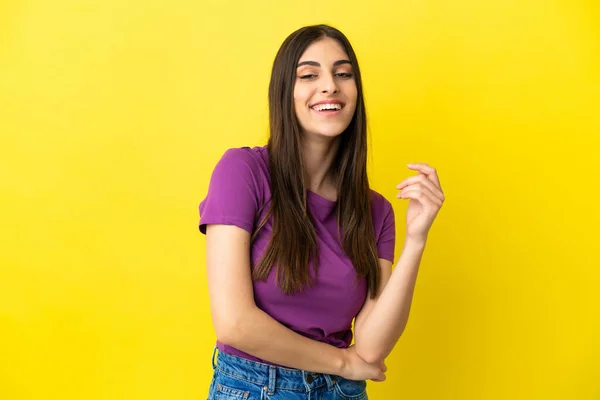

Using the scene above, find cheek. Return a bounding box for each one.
[294,91,313,119]
[346,83,358,103]
[347,92,358,113]
[344,84,358,104]
[294,85,310,104]
[293,97,306,117]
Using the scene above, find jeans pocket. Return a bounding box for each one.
[215,383,250,399]
[210,371,259,400]
[334,377,368,399]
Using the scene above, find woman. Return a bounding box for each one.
[198,24,444,400]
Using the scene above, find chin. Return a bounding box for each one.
[306,124,350,138]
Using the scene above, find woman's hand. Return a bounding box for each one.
[340,345,387,382]
[397,163,445,242]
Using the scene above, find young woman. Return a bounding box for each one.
[198,24,444,400]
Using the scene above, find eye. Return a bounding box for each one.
[299,74,317,80]
[336,72,353,78]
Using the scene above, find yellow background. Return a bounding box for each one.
[1,0,599,399]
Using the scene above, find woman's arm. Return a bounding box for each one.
[353,238,425,364]
[354,163,444,364]
[205,224,385,381]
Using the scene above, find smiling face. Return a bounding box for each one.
[293,37,358,140]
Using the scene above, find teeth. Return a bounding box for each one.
[312,103,342,111]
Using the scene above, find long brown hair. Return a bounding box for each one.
[251,24,380,298]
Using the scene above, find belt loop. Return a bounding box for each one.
[267,365,277,395]
[324,374,334,390]
[211,345,218,370]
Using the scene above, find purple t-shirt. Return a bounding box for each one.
[198,145,395,364]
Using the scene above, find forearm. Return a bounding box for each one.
[355,238,426,363]
[219,306,347,375]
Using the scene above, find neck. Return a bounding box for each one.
[301,136,340,193]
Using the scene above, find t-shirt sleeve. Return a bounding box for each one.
[377,199,396,262]
[198,148,260,235]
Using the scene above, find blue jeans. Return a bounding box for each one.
[207,347,368,399]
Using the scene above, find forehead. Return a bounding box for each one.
[298,37,349,64]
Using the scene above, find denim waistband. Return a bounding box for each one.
[212,347,337,394]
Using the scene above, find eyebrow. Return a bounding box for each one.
[296,60,352,68]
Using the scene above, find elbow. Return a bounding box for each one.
[214,323,237,347]
[355,335,386,365]
[355,329,404,365]
[213,309,249,348]
[356,343,386,365]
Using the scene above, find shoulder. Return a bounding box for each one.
[213,145,269,177]
[199,145,269,234]
[217,145,266,168]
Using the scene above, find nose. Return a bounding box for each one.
[320,73,339,94]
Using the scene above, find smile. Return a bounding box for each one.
[311,103,343,111]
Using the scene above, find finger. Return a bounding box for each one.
[380,362,387,373]
[399,189,441,209]
[399,190,441,213]
[397,184,443,208]
[401,180,445,204]
[371,372,386,382]
[397,176,444,202]
[399,187,442,208]
[407,163,442,190]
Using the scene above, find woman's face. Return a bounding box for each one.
[293,37,358,140]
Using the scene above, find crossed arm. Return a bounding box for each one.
[205,224,425,379]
